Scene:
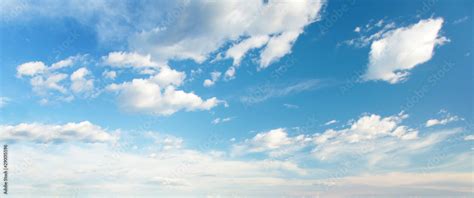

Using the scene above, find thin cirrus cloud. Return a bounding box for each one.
[240,79,323,104]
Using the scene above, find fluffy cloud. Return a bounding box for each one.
[16,55,94,102]
[232,112,461,167]
[129,0,324,68]
[107,78,221,116]
[101,51,222,115]
[225,35,269,66]
[4,120,471,197]
[150,66,186,87]
[70,67,94,94]
[259,31,300,69]
[102,51,161,69]
[203,71,221,87]
[232,128,312,157]
[425,115,461,127]
[310,113,460,163]
[362,18,448,83]
[16,61,47,77]
[0,121,115,143]
[4,1,326,85]
[102,70,117,80]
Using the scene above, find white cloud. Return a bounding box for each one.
[16,55,93,102]
[309,113,463,164]
[225,35,269,66]
[464,135,474,141]
[30,73,68,94]
[50,55,86,70]
[212,117,233,125]
[354,26,361,32]
[16,61,47,77]
[224,66,236,80]
[4,1,325,83]
[9,143,316,197]
[259,31,300,69]
[203,71,221,87]
[363,18,448,83]
[102,51,161,68]
[102,70,117,80]
[425,115,460,127]
[232,128,312,157]
[107,78,222,116]
[150,66,186,87]
[0,121,115,143]
[3,120,470,197]
[129,0,324,68]
[70,67,94,95]
[324,120,337,126]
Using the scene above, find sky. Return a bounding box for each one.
[0,0,473,197]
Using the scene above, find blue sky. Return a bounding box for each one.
[0,0,472,197]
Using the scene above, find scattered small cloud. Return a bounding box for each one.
[212,117,233,125]
[283,103,299,109]
[453,16,469,24]
[425,111,461,127]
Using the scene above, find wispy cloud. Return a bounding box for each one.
[240,79,324,104]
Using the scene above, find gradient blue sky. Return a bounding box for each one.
[0,0,473,197]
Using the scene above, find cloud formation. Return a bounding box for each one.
[0,121,115,143]
[16,55,94,103]
[363,18,448,83]
[107,77,222,116]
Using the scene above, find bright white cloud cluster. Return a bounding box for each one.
[362,18,448,83]
[0,121,115,143]
[232,112,461,166]
[100,52,222,115]
[16,55,94,103]
[309,113,461,164]
[107,76,222,116]
[3,0,324,80]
